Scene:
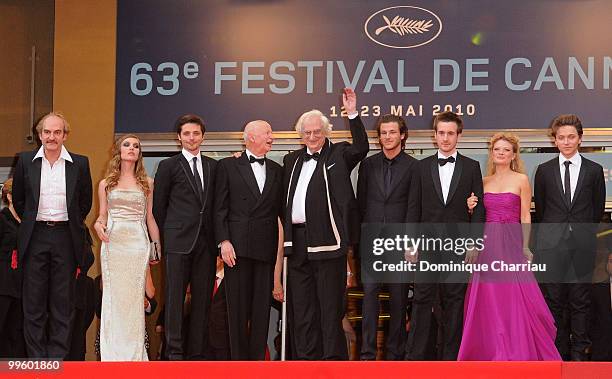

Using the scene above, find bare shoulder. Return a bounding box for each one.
[147,176,154,186]
[482,175,493,185]
[516,173,531,195]
[514,172,529,185]
[99,178,107,189]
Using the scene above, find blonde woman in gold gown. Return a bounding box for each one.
[94,134,160,361]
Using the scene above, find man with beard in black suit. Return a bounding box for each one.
[357,114,419,360]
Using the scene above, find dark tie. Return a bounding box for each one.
[564,160,572,204]
[304,152,320,162]
[383,157,393,194]
[438,156,456,166]
[249,155,265,165]
[192,157,203,200]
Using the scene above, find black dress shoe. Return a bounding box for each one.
[570,350,587,361]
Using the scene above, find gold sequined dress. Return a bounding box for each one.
[100,189,149,361]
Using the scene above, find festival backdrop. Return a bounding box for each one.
[115,0,612,133]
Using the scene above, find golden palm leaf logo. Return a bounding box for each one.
[365,6,442,49]
[375,15,434,36]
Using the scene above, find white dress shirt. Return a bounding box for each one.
[558,152,581,202]
[437,150,457,204]
[290,111,355,223]
[182,148,204,189]
[246,149,266,193]
[291,147,321,224]
[35,145,72,221]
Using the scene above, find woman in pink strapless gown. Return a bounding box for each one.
[458,133,561,361]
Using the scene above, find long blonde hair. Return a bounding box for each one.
[485,132,525,176]
[104,134,150,194]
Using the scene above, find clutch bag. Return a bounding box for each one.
[149,241,160,261]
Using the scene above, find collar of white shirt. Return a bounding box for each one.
[182,148,201,163]
[437,150,458,161]
[33,145,73,163]
[558,151,581,167]
[306,147,323,156]
[245,149,265,161]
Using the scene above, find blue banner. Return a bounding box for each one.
[116,0,612,133]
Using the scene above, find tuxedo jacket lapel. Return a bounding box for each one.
[386,155,409,198]
[178,155,202,205]
[201,155,211,211]
[238,153,262,199]
[570,159,587,209]
[446,154,463,205]
[259,159,276,201]
[552,161,569,208]
[287,152,305,208]
[374,155,385,197]
[430,155,444,205]
[29,158,42,209]
[65,159,78,210]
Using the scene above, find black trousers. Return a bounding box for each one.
[361,283,407,360]
[164,239,215,360]
[224,256,273,360]
[287,226,347,360]
[406,282,466,360]
[540,282,591,358]
[22,223,76,358]
[406,249,467,361]
[67,274,95,361]
[590,282,612,361]
[0,295,26,358]
[538,240,593,359]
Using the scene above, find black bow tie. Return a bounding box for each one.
[249,156,265,165]
[304,152,320,162]
[438,156,456,166]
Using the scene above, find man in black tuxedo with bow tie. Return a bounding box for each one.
[405,111,485,360]
[282,88,368,360]
[12,112,92,358]
[534,114,605,361]
[153,114,217,360]
[214,120,283,360]
[357,114,419,360]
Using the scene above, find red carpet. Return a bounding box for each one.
[2,361,611,379]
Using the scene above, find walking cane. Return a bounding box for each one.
[281,256,288,361]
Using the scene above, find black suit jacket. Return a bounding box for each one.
[12,149,93,266]
[214,152,282,263]
[282,116,369,259]
[533,155,605,250]
[357,151,420,224]
[153,153,217,255]
[413,153,485,224]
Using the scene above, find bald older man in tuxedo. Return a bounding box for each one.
[214,120,283,360]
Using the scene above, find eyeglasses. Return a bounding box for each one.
[303,129,323,137]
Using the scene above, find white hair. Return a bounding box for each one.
[295,110,332,136]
